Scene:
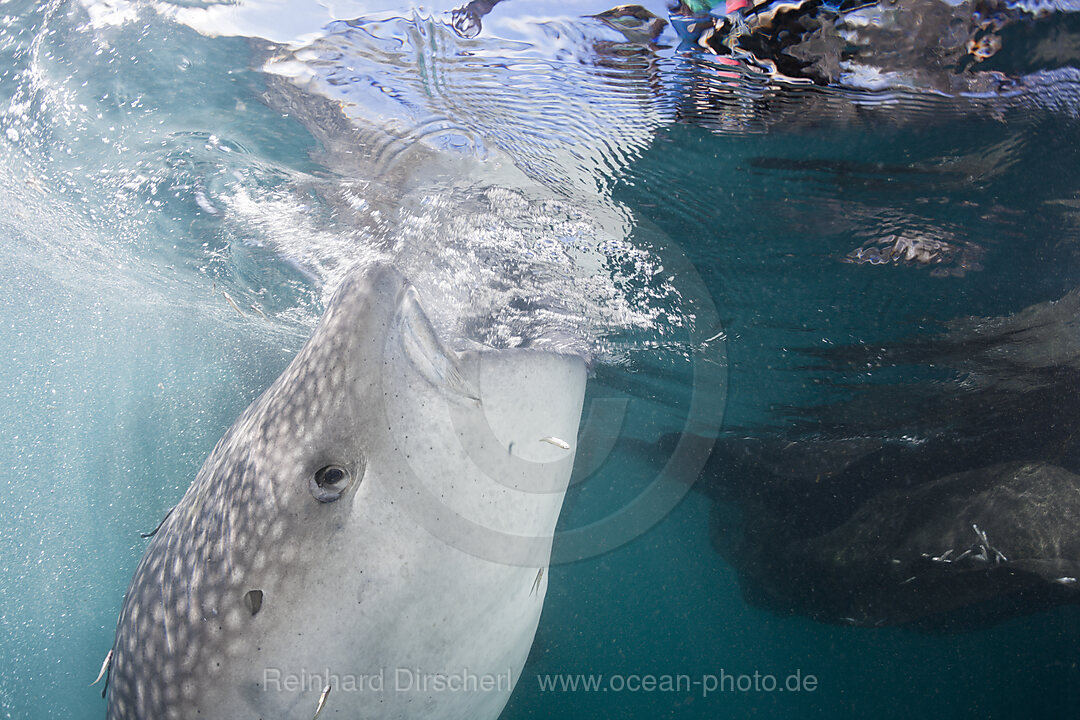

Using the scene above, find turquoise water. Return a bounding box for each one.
[2,0,1080,718]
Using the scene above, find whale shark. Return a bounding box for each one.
[104,262,586,719]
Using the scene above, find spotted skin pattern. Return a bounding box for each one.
[106,263,586,720]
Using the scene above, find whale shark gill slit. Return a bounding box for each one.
[396,286,481,406]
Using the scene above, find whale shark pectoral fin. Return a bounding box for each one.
[396,286,481,406]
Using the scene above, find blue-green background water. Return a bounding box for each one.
[3,0,1080,718]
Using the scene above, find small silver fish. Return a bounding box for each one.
[313,683,331,720]
[702,330,726,344]
[530,567,544,597]
[540,436,570,450]
[91,649,113,686]
[221,291,245,317]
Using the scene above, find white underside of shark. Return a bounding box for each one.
[106,262,586,720]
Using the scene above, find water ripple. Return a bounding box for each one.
[266,12,667,195]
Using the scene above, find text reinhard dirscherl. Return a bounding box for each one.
[262,667,818,699]
[262,667,514,694]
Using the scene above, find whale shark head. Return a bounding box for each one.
[106,262,586,720]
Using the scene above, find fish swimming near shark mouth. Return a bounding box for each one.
[104,262,586,720]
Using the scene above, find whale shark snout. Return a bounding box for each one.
[106,262,586,720]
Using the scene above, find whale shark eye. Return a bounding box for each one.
[310,464,352,503]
